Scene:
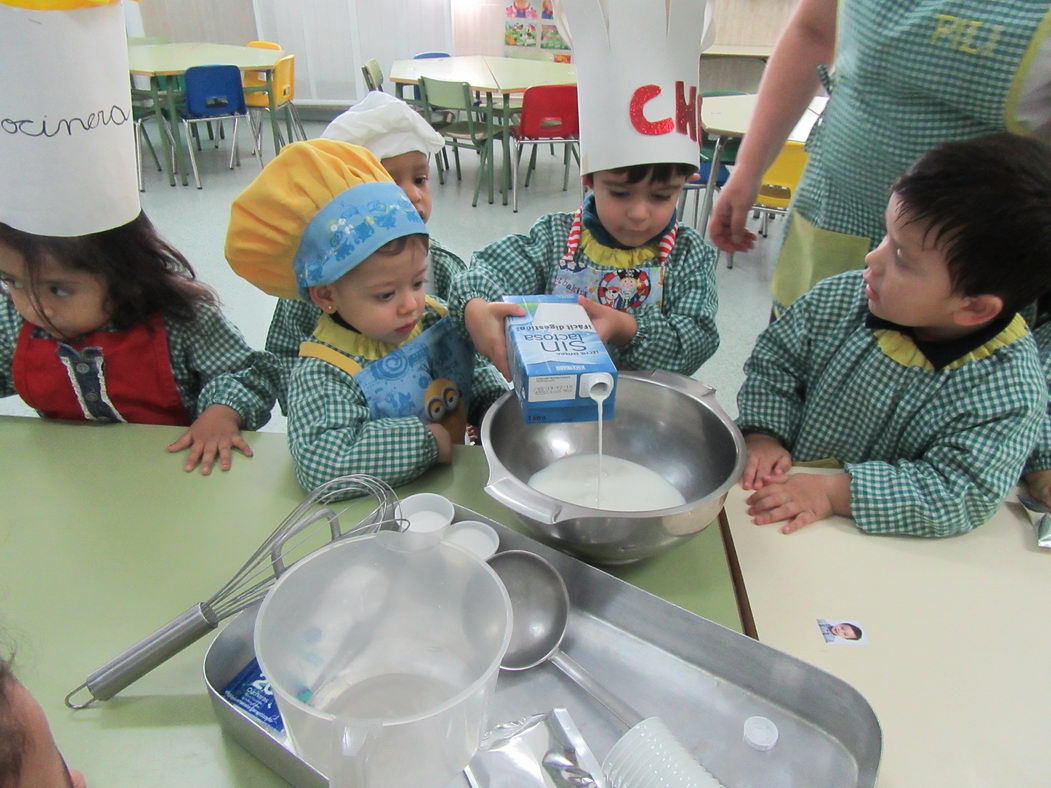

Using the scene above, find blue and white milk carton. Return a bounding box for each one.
[503,294,617,424]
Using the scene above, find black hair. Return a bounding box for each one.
[0,654,26,788]
[370,233,430,258]
[838,623,863,640]
[606,162,697,184]
[0,212,218,334]
[893,133,1051,317]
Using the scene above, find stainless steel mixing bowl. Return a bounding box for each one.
[481,370,746,564]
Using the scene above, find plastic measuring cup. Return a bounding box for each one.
[255,530,512,787]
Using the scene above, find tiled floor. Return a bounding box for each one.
[1,119,781,428]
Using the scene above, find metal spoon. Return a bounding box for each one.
[487,550,641,728]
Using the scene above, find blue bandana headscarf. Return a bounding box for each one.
[293,181,427,298]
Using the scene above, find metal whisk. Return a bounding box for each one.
[65,474,404,709]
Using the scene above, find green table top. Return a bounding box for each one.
[0,415,738,786]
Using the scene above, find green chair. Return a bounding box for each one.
[420,76,503,207]
[361,58,384,91]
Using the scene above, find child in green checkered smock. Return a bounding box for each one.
[738,135,1051,537]
[226,140,507,494]
[262,93,465,410]
[708,0,1051,310]
[1022,317,1051,505]
[448,169,719,379]
[0,213,278,475]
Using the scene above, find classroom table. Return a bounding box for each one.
[701,44,773,62]
[695,92,827,235]
[389,56,576,206]
[721,475,1051,786]
[0,416,738,787]
[128,43,286,187]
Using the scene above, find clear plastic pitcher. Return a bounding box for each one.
[254,530,512,787]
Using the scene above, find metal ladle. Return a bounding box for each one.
[487,550,642,728]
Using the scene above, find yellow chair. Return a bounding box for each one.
[246,53,307,160]
[727,141,809,269]
[753,141,809,235]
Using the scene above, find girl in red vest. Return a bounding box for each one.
[0,212,278,474]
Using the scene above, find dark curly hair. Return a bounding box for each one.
[0,654,27,788]
[606,161,697,184]
[893,133,1051,317]
[0,212,218,333]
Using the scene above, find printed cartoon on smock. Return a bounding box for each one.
[550,212,674,313]
[355,318,474,436]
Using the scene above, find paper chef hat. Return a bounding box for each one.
[557,0,714,174]
[0,1,140,236]
[321,92,446,161]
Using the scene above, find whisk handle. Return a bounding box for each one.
[65,603,218,709]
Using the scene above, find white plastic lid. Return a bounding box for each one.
[743,716,779,751]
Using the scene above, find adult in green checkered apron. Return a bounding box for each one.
[714,0,1051,309]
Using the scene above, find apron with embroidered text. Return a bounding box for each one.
[772,0,1051,308]
[300,317,475,443]
[550,210,677,313]
[12,312,190,425]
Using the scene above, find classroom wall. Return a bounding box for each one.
[703,0,795,92]
[139,0,257,46]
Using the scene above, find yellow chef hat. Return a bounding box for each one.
[225,139,427,300]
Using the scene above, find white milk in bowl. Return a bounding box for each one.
[527,454,686,511]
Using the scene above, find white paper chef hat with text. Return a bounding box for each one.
[0,1,140,236]
[557,0,714,175]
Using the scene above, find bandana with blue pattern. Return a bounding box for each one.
[294,181,427,298]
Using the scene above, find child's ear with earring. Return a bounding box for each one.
[309,285,338,315]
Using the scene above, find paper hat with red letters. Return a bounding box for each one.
[0,1,141,236]
[556,0,714,174]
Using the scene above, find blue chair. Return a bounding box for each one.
[411,51,450,103]
[180,64,248,189]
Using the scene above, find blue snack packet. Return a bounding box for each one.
[222,658,285,732]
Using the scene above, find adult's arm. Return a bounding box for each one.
[707,0,837,252]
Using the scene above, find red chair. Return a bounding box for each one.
[511,84,580,212]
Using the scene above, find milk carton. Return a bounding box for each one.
[503,295,617,424]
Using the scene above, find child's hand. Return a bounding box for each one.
[745,472,851,534]
[464,298,526,380]
[167,404,252,474]
[576,296,637,346]
[1024,468,1051,509]
[741,433,792,490]
[426,422,452,463]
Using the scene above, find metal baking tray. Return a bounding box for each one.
[204,505,881,787]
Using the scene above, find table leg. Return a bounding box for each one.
[162,75,188,187]
[150,76,176,187]
[697,135,725,238]
[266,69,282,156]
[486,92,496,205]
[501,93,512,206]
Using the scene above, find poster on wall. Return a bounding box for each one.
[505,0,570,61]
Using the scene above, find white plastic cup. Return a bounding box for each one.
[442,520,500,560]
[602,717,725,787]
[395,493,455,536]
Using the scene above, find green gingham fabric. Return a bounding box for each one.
[286,302,508,493]
[265,239,466,411]
[779,0,1051,288]
[737,271,1047,537]
[1024,319,1051,473]
[447,212,719,375]
[0,298,278,430]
